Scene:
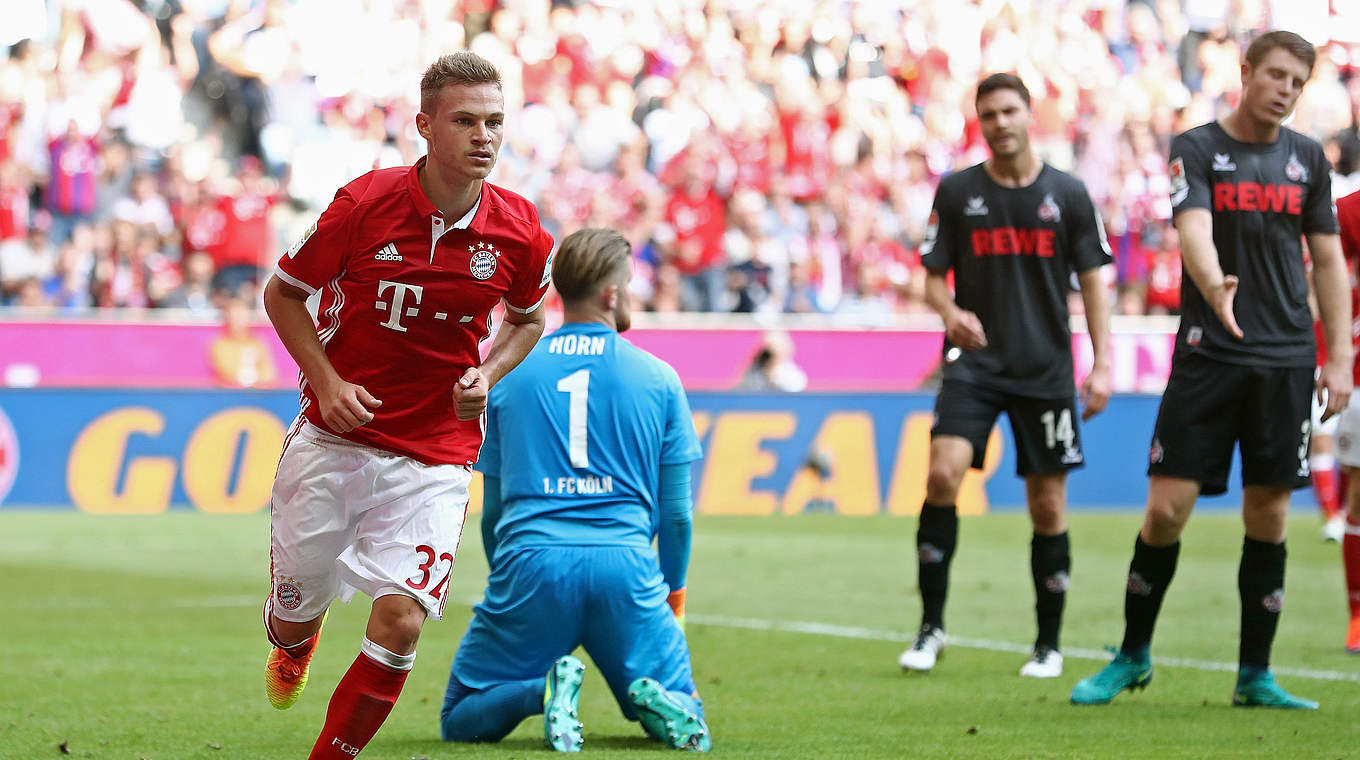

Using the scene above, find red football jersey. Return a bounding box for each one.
[1334,190,1360,385]
[275,160,553,466]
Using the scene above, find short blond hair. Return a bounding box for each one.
[420,52,502,113]
[552,228,632,303]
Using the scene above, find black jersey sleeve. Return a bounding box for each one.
[1168,132,1210,215]
[1302,143,1339,235]
[919,180,955,272]
[1064,179,1114,274]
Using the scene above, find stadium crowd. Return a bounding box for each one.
[0,0,1358,318]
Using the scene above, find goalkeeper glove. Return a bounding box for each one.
[667,587,687,632]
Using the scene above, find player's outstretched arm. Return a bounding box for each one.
[1076,266,1112,421]
[924,269,986,350]
[263,275,381,432]
[1174,208,1243,339]
[1308,232,1354,421]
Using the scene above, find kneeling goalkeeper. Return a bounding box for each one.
[439,228,710,752]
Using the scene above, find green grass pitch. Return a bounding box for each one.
[2,510,1357,759]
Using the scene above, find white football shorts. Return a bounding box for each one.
[1334,395,1360,468]
[268,419,471,623]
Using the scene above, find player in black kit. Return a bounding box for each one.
[897,73,1113,679]
[1071,30,1353,710]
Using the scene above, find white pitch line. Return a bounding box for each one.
[691,613,1360,684]
[18,595,1357,683]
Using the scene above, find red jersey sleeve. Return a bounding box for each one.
[1339,192,1360,261]
[504,224,554,313]
[275,188,356,294]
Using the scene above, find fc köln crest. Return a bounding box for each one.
[468,241,500,280]
[1285,153,1308,183]
[1037,193,1061,222]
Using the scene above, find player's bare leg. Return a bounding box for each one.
[899,435,971,672]
[1344,468,1360,653]
[309,594,427,759]
[1021,473,1069,677]
[264,599,327,710]
[1072,475,1197,704]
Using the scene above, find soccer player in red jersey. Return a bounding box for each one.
[1327,188,1360,653]
[260,52,553,759]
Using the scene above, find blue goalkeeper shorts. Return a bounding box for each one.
[445,545,697,718]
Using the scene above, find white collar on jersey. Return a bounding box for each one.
[447,193,480,229]
[430,192,481,263]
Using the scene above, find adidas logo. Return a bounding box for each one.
[374,243,402,261]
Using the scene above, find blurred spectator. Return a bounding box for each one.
[0,161,30,241]
[45,120,99,244]
[659,142,733,311]
[0,225,54,303]
[2,1,1360,317]
[1144,227,1183,316]
[208,156,276,297]
[112,171,174,238]
[737,331,808,392]
[163,250,217,315]
[209,295,276,388]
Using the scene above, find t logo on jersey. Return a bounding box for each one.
[376,280,424,332]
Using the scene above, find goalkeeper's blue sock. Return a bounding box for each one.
[440,678,543,742]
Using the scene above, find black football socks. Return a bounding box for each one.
[1238,537,1286,670]
[1120,535,1180,656]
[917,503,959,631]
[1031,531,1070,651]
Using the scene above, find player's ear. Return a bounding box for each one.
[415,111,432,142]
[602,283,619,310]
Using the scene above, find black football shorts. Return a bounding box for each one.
[1148,353,1313,495]
[931,379,1085,476]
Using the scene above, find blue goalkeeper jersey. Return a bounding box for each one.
[476,322,702,551]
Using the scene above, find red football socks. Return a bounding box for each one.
[1344,517,1360,619]
[308,652,409,759]
[1311,458,1342,520]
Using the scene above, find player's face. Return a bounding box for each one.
[418,83,505,184]
[1242,47,1312,127]
[976,89,1031,159]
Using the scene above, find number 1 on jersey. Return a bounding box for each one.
[556,369,590,468]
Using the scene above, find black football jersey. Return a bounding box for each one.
[921,163,1112,397]
[1168,122,1337,367]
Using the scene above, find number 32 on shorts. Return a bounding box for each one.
[406,544,455,602]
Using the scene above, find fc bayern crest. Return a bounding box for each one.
[468,241,500,280]
[1037,193,1061,222]
[1285,153,1308,183]
[0,405,17,504]
[276,581,303,610]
